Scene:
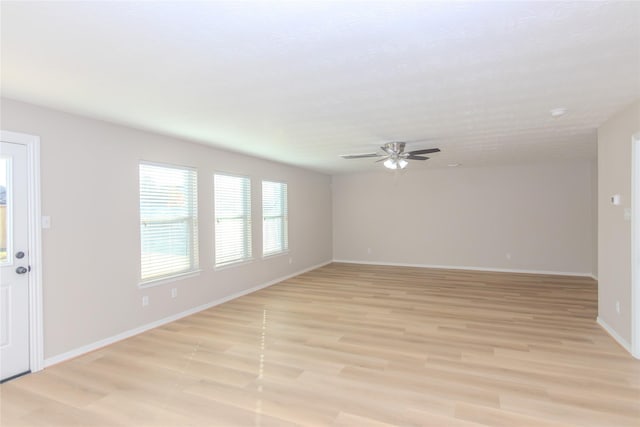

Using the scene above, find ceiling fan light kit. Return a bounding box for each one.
[341,142,440,170]
[383,158,408,170]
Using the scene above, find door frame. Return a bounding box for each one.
[633,132,640,359]
[1,130,43,373]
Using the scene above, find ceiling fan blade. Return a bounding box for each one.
[375,156,390,163]
[406,155,429,160]
[340,153,380,159]
[407,148,441,156]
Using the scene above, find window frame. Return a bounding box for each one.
[213,171,253,269]
[138,161,199,287]
[262,180,288,258]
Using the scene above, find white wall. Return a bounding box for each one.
[591,159,598,278]
[1,98,333,360]
[597,100,640,348]
[333,161,596,275]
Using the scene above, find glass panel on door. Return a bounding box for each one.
[0,157,9,265]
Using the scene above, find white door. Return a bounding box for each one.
[633,134,640,358]
[0,141,30,381]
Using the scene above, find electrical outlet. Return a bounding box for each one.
[367,248,372,254]
[616,301,620,314]
[506,253,512,260]
[171,288,177,298]
[289,257,293,265]
[142,296,149,307]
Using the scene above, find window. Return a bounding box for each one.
[214,173,251,267]
[139,162,198,283]
[262,180,288,256]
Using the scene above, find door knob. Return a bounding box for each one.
[15,251,25,259]
[16,266,28,274]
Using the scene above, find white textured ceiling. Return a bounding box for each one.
[2,1,639,174]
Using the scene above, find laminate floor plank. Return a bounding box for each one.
[1,263,638,426]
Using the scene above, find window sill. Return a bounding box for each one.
[214,258,254,271]
[262,250,289,260]
[138,269,202,289]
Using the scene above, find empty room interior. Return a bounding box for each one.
[1,1,639,426]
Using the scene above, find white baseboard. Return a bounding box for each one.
[597,317,635,357]
[44,260,332,368]
[333,259,594,278]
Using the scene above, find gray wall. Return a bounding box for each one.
[1,98,333,360]
[2,95,615,361]
[333,161,596,275]
[597,99,640,346]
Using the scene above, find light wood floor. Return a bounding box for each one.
[1,263,639,426]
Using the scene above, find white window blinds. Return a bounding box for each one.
[214,173,252,267]
[139,162,198,283]
[262,180,288,256]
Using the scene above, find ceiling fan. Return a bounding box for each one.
[340,142,441,169]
